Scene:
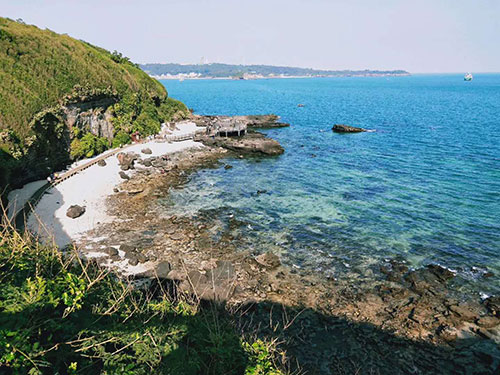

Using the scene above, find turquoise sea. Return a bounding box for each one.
[161,75,500,296]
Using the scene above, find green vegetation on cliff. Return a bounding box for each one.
[0,220,284,375]
[0,17,189,194]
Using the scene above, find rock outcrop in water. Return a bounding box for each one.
[332,124,366,133]
[197,132,284,156]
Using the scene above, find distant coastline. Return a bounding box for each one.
[140,62,410,80]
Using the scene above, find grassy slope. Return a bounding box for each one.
[0,17,166,138]
[0,17,188,195]
[0,219,284,374]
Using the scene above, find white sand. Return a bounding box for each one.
[27,122,205,248]
[7,180,47,220]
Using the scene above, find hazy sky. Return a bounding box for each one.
[2,0,499,73]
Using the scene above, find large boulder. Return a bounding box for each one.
[66,205,85,219]
[332,124,366,133]
[116,152,137,169]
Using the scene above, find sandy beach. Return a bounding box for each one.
[19,122,205,248]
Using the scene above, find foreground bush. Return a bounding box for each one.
[0,220,284,375]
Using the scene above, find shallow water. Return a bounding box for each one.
[160,75,500,296]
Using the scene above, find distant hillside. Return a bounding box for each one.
[0,17,188,194]
[140,63,410,79]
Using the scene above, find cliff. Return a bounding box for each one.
[0,17,189,196]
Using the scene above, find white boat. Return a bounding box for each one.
[464,73,473,81]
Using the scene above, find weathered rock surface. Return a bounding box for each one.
[198,132,284,156]
[66,205,85,218]
[255,252,281,269]
[332,124,366,133]
[116,152,137,169]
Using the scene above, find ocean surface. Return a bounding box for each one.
[160,75,500,296]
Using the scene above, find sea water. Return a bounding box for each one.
[160,75,500,295]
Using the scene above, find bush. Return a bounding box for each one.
[70,132,109,159]
[112,130,131,148]
[0,215,285,375]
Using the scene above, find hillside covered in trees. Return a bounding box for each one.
[0,17,188,196]
[140,62,410,79]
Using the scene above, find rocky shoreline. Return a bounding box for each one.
[77,116,500,374]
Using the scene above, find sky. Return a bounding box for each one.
[1,0,499,73]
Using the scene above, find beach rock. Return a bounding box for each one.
[116,152,137,169]
[476,316,500,328]
[198,132,284,156]
[206,260,236,285]
[166,269,186,281]
[255,252,281,269]
[66,205,85,219]
[97,159,107,167]
[169,232,183,241]
[128,256,139,266]
[120,165,130,171]
[141,148,152,154]
[485,296,500,316]
[119,171,130,180]
[332,124,366,133]
[120,244,136,253]
[136,253,148,264]
[143,159,152,167]
[153,261,171,278]
[103,247,118,256]
[113,187,119,193]
[427,264,455,282]
[449,304,479,322]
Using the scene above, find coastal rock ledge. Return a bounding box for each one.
[332,124,366,133]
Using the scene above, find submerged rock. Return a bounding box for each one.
[255,252,281,269]
[66,205,85,219]
[332,124,366,133]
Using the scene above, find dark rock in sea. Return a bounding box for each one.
[427,264,455,281]
[141,148,152,154]
[297,104,305,107]
[66,205,85,219]
[332,124,366,133]
[97,159,107,167]
[103,247,118,256]
[119,171,130,180]
[198,132,284,156]
[255,252,281,269]
[256,189,267,195]
[224,164,233,170]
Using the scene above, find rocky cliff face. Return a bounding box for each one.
[63,96,117,140]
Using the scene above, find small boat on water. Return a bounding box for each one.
[464,73,473,81]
